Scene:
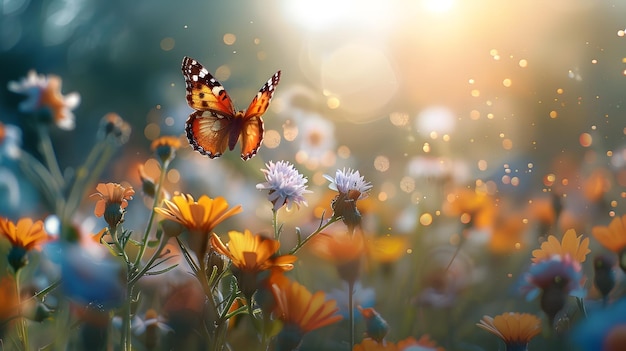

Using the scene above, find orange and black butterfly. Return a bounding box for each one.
[181,56,281,160]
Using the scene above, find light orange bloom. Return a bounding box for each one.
[0,217,50,251]
[154,194,242,234]
[8,70,80,130]
[531,229,590,263]
[0,276,17,322]
[311,232,365,264]
[353,336,444,351]
[476,312,541,346]
[271,275,342,333]
[92,183,135,218]
[592,215,626,253]
[444,188,496,229]
[151,135,182,164]
[210,230,296,273]
[311,232,365,283]
[489,215,527,254]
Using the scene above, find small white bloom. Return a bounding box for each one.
[256,160,312,211]
[324,168,372,200]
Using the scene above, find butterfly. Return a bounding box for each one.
[181,56,281,160]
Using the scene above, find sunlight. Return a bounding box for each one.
[422,0,455,13]
[283,0,392,31]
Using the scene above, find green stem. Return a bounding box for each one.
[272,209,279,241]
[121,285,133,351]
[36,124,64,189]
[289,216,342,255]
[348,280,354,351]
[128,235,169,286]
[134,160,169,268]
[15,269,30,351]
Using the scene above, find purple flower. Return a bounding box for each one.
[256,160,311,211]
[522,255,586,325]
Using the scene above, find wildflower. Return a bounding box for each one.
[489,215,528,254]
[138,164,157,198]
[531,229,590,264]
[353,335,444,351]
[521,255,585,326]
[592,215,626,272]
[358,306,389,343]
[328,282,376,319]
[324,168,372,232]
[98,113,131,145]
[365,235,408,265]
[476,312,542,351]
[271,276,342,351]
[210,230,296,300]
[593,254,616,306]
[0,276,17,322]
[256,160,311,212]
[0,217,50,271]
[91,183,135,228]
[443,188,496,229]
[294,113,336,168]
[151,135,182,165]
[154,194,242,235]
[8,70,80,130]
[310,232,365,284]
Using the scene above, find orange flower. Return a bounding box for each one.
[8,70,80,130]
[211,230,296,299]
[531,229,590,263]
[271,275,342,345]
[353,336,444,351]
[151,135,182,164]
[444,188,496,229]
[0,276,17,322]
[0,217,50,271]
[489,215,527,254]
[477,312,542,347]
[592,215,626,253]
[0,217,50,251]
[211,230,296,273]
[154,194,242,235]
[310,232,365,283]
[92,183,135,227]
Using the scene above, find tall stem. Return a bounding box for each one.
[134,160,169,268]
[14,269,29,351]
[272,209,279,241]
[36,124,64,189]
[348,280,354,351]
[289,216,341,255]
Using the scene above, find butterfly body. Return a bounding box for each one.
[182,56,281,160]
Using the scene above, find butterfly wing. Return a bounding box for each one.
[237,71,281,160]
[182,56,236,116]
[185,111,231,158]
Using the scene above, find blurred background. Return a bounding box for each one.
[1,0,626,349]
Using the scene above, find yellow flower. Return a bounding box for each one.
[0,217,51,271]
[531,229,590,263]
[91,183,135,227]
[0,217,50,251]
[444,188,496,229]
[155,194,242,235]
[211,230,296,273]
[365,235,407,264]
[592,215,626,253]
[211,230,296,299]
[477,312,542,347]
[271,275,342,349]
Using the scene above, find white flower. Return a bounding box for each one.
[8,70,80,130]
[256,160,312,211]
[324,168,372,200]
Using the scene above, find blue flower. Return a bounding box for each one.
[571,298,626,351]
[256,160,311,211]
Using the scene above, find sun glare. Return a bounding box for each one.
[422,0,455,13]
